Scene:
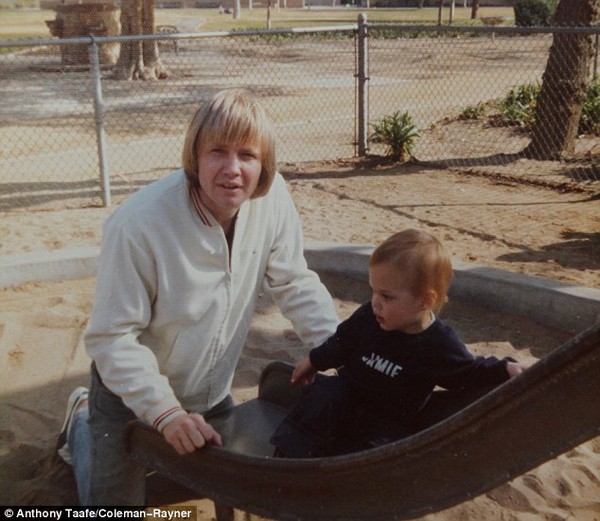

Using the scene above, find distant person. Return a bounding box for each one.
[57,89,339,504]
[271,228,529,458]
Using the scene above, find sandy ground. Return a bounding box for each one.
[1,157,599,518]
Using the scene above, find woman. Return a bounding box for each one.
[57,89,339,505]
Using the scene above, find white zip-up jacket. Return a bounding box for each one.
[85,170,339,430]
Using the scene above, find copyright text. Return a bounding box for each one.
[3,508,197,521]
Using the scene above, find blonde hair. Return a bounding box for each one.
[370,228,453,313]
[182,89,277,198]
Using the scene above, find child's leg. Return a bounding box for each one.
[270,376,351,458]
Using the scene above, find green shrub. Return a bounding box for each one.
[493,78,600,136]
[579,76,600,136]
[496,82,541,129]
[514,0,552,27]
[370,111,419,161]
[458,102,487,121]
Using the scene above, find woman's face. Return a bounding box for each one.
[196,138,262,226]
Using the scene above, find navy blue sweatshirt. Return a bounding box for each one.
[309,302,513,421]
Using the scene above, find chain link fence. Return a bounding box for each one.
[364,24,600,190]
[1,21,599,211]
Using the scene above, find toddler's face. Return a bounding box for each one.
[369,262,432,334]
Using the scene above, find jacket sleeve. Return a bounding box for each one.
[262,175,339,348]
[84,214,184,428]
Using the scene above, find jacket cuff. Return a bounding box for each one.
[151,405,186,432]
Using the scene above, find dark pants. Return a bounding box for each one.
[270,376,412,458]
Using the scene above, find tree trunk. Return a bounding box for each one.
[112,0,167,81]
[525,0,600,159]
[471,0,479,20]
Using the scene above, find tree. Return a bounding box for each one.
[233,0,241,20]
[112,0,167,81]
[525,0,600,159]
[471,0,480,20]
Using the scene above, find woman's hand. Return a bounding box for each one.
[162,412,222,455]
[291,356,318,386]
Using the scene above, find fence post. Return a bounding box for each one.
[89,36,111,207]
[356,12,369,157]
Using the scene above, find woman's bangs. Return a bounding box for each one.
[203,108,261,147]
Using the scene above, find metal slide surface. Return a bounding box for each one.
[126,321,600,521]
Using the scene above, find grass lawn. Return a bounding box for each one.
[0,6,515,41]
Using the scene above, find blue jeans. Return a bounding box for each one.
[70,363,233,505]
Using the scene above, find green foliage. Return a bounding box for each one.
[370,111,419,160]
[579,76,600,136]
[514,0,553,27]
[496,82,541,129]
[369,28,426,40]
[459,102,487,121]
[491,78,600,136]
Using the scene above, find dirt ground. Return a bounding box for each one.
[287,157,600,289]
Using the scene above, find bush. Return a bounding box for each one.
[458,102,487,121]
[496,82,541,129]
[514,0,553,27]
[580,76,600,136]
[492,78,600,136]
[370,111,419,161]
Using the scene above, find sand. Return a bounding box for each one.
[1,160,599,519]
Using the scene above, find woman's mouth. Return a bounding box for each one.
[220,183,242,191]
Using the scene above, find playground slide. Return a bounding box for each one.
[126,321,600,521]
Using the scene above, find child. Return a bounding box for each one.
[270,228,528,458]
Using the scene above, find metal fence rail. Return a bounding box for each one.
[1,21,599,210]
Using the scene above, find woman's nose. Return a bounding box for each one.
[224,153,241,174]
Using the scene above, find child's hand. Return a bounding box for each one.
[506,361,529,378]
[291,357,317,386]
